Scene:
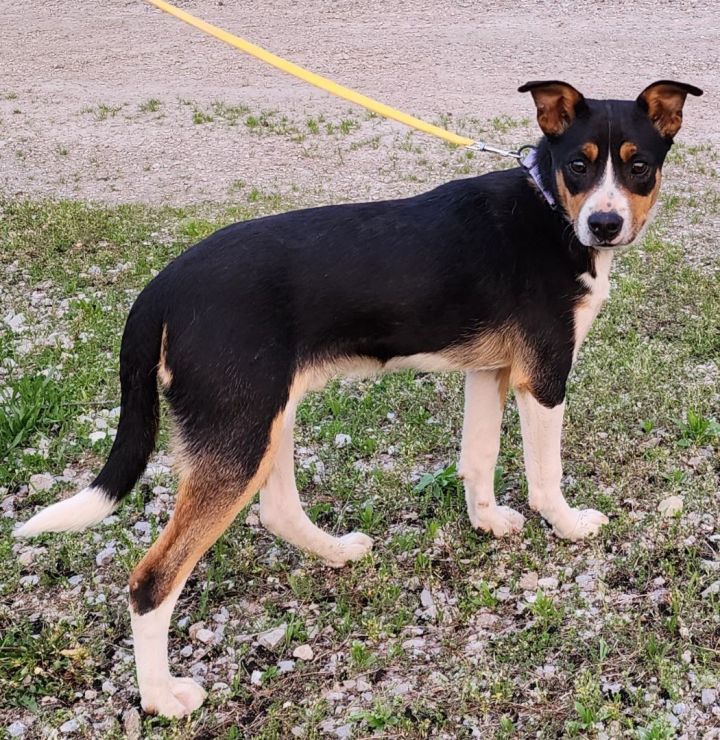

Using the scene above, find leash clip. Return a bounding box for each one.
[468,140,523,159]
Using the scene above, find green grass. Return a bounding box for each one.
[1,145,719,737]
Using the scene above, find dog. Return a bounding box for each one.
[15,79,701,717]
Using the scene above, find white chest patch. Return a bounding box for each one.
[574,250,613,359]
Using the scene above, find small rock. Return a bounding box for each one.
[123,708,141,740]
[7,722,26,738]
[334,724,353,739]
[102,680,116,695]
[4,312,26,333]
[194,628,215,644]
[180,645,193,658]
[89,431,107,444]
[658,496,683,517]
[258,624,287,649]
[538,576,559,590]
[18,547,45,566]
[701,581,720,598]
[95,544,116,567]
[29,473,54,493]
[250,670,263,686]
[391,681,412,696]
[701,688,717,706]
[672,702,687,715]
[59,719,80,734]
[245,512,260,526]
[334,433,352,448]
[19,575,39,587]
[495,586,512,601]
[293,644,314,661]
[84,690,96,700]
[278,660,295,673]
[519,572,538,590]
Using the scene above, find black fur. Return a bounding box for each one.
[89,80,701,503]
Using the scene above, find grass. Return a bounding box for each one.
[0,144,719,737]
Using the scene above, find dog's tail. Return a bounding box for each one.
[15,295,163,538]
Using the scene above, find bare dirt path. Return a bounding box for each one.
[1,0,717,205]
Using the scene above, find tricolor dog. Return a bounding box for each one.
[16,80,702,717]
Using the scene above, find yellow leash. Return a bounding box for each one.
[146,0,522,159]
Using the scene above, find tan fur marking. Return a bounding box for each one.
[129,414,283,606]
[640,84,686,138]
[158,324,173,388]
[530,84,583,136]
[439,328,513,370]
[581,142,599,162]
[619,142,638,162]
[622,171,662,234]
[554,170,585,222]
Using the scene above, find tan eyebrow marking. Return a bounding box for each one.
[620,142,638,162]
[581,142,599,162]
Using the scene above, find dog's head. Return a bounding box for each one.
[519,80,702,248]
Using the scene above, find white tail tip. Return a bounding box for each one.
[14,486,117,538]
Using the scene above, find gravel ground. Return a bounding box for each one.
[1,0,717,204]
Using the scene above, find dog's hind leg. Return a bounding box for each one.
[459,369,525,537]
[128,420,281,718]
[259,401,373,567]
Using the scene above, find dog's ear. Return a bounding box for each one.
[636,80,703,139]
[518,80,586,136]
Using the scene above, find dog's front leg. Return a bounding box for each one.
[459,369,525,537]
[515,390,608,540]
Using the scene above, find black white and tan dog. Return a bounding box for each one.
[16,80,701,717]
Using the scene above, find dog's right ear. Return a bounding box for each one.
[518,80,586,137]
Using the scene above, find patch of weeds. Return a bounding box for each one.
[139,98,161,113]
[675,409,719,447]
[83,103,123,121]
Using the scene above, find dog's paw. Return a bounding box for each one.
[141,676,207,718]
[470,505,525,537]
[551,508,609,541]
[323,532,373,568]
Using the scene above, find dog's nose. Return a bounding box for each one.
[587,211,624,242]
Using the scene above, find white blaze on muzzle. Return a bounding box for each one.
[577,155,633,246]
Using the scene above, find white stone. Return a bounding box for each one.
[519,572,539,590]
[7,722,26,738]
[250,670,263,686]
[195,628,215,644]
[701,581,720,598]
[4,312,26,333]
[658,496,683,517]
[180,645,193,658]
[122,708,141,740]
[89,431,107,444]
[293,644,314,661]
[277,660,295,673]
[60,719,80,733]
[538,577,559,590]
[29,473,54,493]
[701,688,717,706]
[258,624,287,649]
[19,575,39,587]
[95,544,116,567]
[334,433,352,448]
[102,680,116,695]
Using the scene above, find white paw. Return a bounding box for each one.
[141,676,207,718]
[470,504,525,538]
[323,532,373,568]
[551,508,609,541]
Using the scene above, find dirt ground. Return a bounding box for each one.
[1,0,717,205]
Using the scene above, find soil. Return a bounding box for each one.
[1,0,717,205]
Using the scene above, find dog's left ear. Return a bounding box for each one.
[636,80,703,138]
[518,80,586,136]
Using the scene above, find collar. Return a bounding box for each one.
[520,147,556,208]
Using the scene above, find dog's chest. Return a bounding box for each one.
[573,250,613,358]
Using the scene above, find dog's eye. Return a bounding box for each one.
[631,161,650,176]
[569,160,587,175]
